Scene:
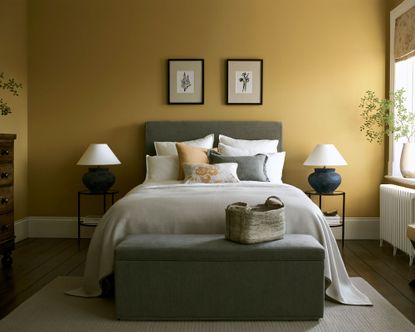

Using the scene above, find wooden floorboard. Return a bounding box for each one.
[343,240,415,323]
[0,238,68,297]
[0,239,73,297]
[67,261,86,277]
[364,240,415,280]
[0,238,414,324]
[348,241,415,304]
[9,242,90,310]
[0,239,89,318]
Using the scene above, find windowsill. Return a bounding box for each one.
[384,175,415,189]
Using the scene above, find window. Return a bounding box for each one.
[388,0,415,177]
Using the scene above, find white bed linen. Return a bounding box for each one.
[67,181,372,305]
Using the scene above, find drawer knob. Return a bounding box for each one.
[0,149,9,156]
[1,172,9,179]
[1,224,9,231]
[0,197,9,204]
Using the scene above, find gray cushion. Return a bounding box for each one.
[116,234,325,261]
[208,150,268,181]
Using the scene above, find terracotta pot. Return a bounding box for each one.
[400,142,415,178]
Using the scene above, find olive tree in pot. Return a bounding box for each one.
[359,89,415,178]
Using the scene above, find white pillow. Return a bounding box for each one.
[154,134,214,156]
[183,163,239,184]
[144,155,179,182]
[265,152,286,184]
[218,143,285,184]
[218,143,248,156]
[218,134,278,154]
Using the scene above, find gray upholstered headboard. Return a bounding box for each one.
[144,121,283,155]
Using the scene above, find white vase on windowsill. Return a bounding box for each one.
[400,142,415,178]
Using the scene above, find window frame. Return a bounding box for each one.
[388,0,415,177]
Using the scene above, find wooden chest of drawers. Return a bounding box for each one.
[0,134,16,267]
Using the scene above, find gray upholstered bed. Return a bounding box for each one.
[144,121,283,155]
[69,120,371,306]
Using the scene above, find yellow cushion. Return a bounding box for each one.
[176,143,209,180]
[407,224,415,241]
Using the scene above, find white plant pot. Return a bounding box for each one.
[400,142,415,178]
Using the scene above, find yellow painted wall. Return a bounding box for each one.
[28,0,387,217]
[0,0,28,220]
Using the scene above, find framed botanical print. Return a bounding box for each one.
[168,59,204,104]
[226,59,263,104]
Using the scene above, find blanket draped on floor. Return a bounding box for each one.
[66,182,372,305]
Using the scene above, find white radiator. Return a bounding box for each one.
[380,184,415,266]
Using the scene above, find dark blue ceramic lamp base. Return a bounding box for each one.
[82,167,115,193]
[308,168,341,194]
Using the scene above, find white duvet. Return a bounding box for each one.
[67,181,372,305]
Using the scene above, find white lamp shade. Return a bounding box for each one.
[77,144,121,166]
[303,144,347,167]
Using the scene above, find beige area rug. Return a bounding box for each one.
[0,277,413,332]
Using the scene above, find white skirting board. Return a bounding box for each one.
[14,216,380,242]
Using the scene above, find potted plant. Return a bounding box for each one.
[0,72,22,116]
[359,88,415,177]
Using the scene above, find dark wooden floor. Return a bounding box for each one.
[0,238,414,323]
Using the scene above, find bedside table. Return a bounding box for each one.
[77,190,118,248]
[305,191,346,249]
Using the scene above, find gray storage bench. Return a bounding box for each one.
[115,234,325,321]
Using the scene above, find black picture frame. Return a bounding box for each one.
[226,59,263,105]
[168,59,204,104]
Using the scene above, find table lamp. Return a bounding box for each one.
[77,144,121,193]
[303,144,347,194]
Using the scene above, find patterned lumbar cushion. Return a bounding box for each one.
[183,163,239,184]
